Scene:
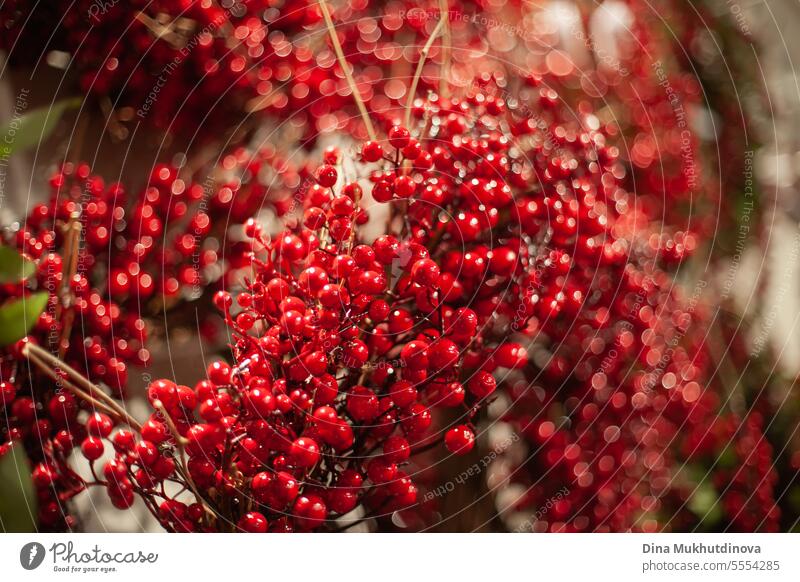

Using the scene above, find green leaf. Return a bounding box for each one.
[688,479,722,527]
[0,442,37,532]
[0,97,82,157]
[0,291,49,346]
[0,245,37,283]
[716,443,738,469]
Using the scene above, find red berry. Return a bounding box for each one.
[494,342,528,368]
[361,140,383,162]
[393,175,416,198]
[389,381,418,409]
[213,290,232,312]
[383,436,410,463]
[207,361,232,386]
[388,125,411,149]
[467,371,496,398]
[400,340,429,370]
[238,511,268,533]
[367,458,397,483]
[445,425,475,455]
[293,495,327,531]
[147,379,179,409]
[244,388,276,417]
[346,386,380,421]
[80,436,104,461]
[317,165,338,187]
[290,437,320,468]
[428,339,460,371]
[136,440,159,466]
[86,412,114,437]
[411,258,440,288]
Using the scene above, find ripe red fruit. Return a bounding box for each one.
[86,412,114,438]
[251,472,272,502]
[147,379,179,409]
[80,436,104,461]
[445,425,475,455]
[0,381,16,407]
[135,441,159,466]
[303,351,329,376]
[290,437,320,468]
[383,436,410,463]
[388,125,411,149]
[393,175,416,198]
[328,489,358,515]
[280,310,305,336]
[316,165,338,187]
[346,386,380,421]
[244,388,276,417]
[266,277,291,301]
[207,361,232,386]
[437,381,466,407]
[213,290,232,312]
[269,471,300,508]
[467,371,497,398]
[112,429,136,452]
[400,339,430,370]
[372,235,399,264]
[368,299,390,322]
[293,495,327,531]
[367,458,398,483]
[388,381,417,409]
[494,342,528,369]
[451,211,481,241]
[238,511,268,533]
[141,418,169,444]
[448,307,479,338]
[411,258,440,288]
[47,394,77,423]
[304,207,327,229]
[298,267,329,294]
[361,140,383,162]
[401,404,432,436]
[342,340,369,368]
[428,339,460,371]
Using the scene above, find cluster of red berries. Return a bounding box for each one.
[0,147,317,529]
[28,152,316,312]
[487,266,703,531]
[679,413,780,532]
[64,79,658,531]
[330,0,718,237]
[1,228,146,529]
[434,57,772,528]
[0,0,719,247]
[0,0,325,136]
[7,73,753,532]
[0,0,782,534]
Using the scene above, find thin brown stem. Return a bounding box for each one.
[153,401,213,525]
[153,401,189,447]
[318,0,377,141]
[405,17,446,128]
[57,215,81,358]
[99,97,129,141]
[134,11,184,47]
[67,110,88,164]
[25,350,120,422]
[438,0,451,97]
[23,343,141,431]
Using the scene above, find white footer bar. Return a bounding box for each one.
[1,533,798,581]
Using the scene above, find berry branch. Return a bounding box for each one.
[318,0,377,141]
